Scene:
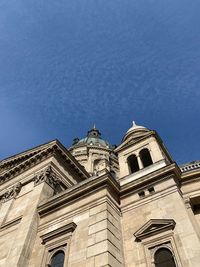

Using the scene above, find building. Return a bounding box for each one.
[0,122,200,267]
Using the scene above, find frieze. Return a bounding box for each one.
[1,182,22,202]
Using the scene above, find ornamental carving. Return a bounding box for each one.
[34,166,60,189]
[1,182,22,202]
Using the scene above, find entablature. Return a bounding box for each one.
[37,170,120,217]
[120,163,181,197]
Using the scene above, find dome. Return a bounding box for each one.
[126,121,146,133]
[72,125,113,149]
[123,121,149,142]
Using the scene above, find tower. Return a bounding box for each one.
[115,121,172,181]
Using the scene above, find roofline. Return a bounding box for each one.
[0,139,58,164]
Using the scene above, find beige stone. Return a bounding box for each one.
[0,124,199,267]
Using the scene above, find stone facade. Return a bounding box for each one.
[0,123,200,267]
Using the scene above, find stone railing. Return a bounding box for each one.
[180,161,200,172]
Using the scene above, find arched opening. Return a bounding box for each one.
[127,154,139,173]
[50,250,65,267]
[139,148,153,168]
[154,248,176,267]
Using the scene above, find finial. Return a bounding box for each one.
[93,124,96,129]
[132,121,137,127]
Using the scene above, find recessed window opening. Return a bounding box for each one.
[50,250,65,267]
[140,148,153,168]
[138,191,145,198]
[190,196,200,215]
[154,248,176,267]
[127,154,139,174]
[192,204,200,215]
[148,187,155,194]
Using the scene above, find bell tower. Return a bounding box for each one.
[115,121,172,179]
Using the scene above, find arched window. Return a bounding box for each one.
[127,154,139,173]
[154,248,176,267]
[50,251,65,267]
[139,148,153,168]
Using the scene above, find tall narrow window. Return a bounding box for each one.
[127,154,139,173]
[154,248,176,267]
[139,148,153,167]
[50,251,65,267]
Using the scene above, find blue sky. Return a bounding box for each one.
[0,0,200,164]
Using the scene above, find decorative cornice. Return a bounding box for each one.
[180,161,200,173]
[0,182,22,202]
[120,163,181,197]
[134,219,176,242]
[38,171,120,217]
[0,151,40,175]
[40,222,77,244]
[0,140,89,186]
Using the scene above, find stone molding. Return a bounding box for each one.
[0,141,89,186]
[38,171,120,217]
[180,161,200,173]
[0,216,22,231]
[120,163,180,196]
[40,222,77,244]
[0,182,22,202]
[134,219,176,242]
[34,166,59,188]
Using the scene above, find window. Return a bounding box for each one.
[155,247,176,267]
[148,187,155,194]
[127,154,139,173]
[50,251,65,267]
[138,191,145,198]
[134,219,181,267]
[40,222,77,267]
[139,148,153,167]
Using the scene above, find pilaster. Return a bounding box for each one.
[86,201,124,267]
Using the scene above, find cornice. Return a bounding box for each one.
[120,163,181,197]
[71,144,114,153]
[40,222,77,244]
[115,132,153,153]
[134,219,176,241]
[38,164,181,217]
[180,171,200,185]
[0,140,56,172]
[38,171,120,217]
[0,216,22,231]
[0,140,89,186]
